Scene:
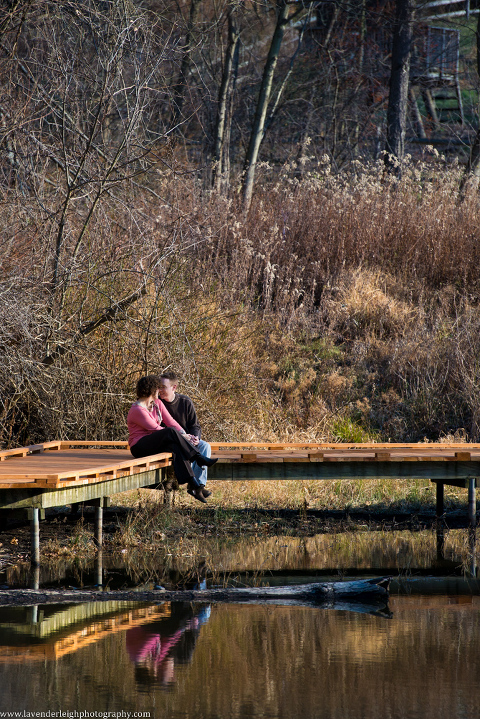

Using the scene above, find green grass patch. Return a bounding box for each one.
[330,417,380,443]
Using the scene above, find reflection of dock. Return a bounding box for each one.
[0,602,170,663]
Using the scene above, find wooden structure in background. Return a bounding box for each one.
[410,25,465,139]
[0,441,479,563]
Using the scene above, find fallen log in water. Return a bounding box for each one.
[0,577,390,607]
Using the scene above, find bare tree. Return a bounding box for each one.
[169,0,203,131]
[0,0,209,445]
[242,0,291,209]
[212,5,240,193]
[384,0,415,172]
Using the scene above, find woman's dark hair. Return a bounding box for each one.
[136,375,159,399]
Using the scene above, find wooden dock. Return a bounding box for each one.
[209,442,480,480]
[0,440,480,563]
[0,441,171,565]
[0,441,168,489]
[208,442,480,525]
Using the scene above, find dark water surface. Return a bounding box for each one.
[1,527,480,718]
[0,595,479,719]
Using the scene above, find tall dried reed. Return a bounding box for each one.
[186,154,479,320]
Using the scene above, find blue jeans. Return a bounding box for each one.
[192,439,211,486]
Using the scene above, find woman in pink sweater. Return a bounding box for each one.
[128,375,216,503]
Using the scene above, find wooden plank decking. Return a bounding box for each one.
[0,442,170,489]
[210,442,480,462]
[205,442,480,486]
[0,441,480,489]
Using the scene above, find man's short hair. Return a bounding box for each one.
[136,375,159,399]
[159,370,178,383]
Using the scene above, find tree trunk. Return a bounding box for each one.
[352,0,367,155]
[0,577,391,607]
[264,8,311,140]
[212,9,240,193]
[242,0,290,210]
[0,111,19,188]
[384,0,415,173]
[459,12,480,198]
[409,86,426,139]
[170,0,203,131]
[221,40,239,187]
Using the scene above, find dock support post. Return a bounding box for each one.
[436,482,444,518]
[95,550,103,588]
[469,526,477,577]
[31,566,40,591]
[30,508,40,566]
[435,481,445,560]
[94,504,103,548]
[468,478,476,529]
[436,526,445,560]
[163,467,176,506]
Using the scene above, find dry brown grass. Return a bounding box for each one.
[155,156,480,443]
[113,476,468,517]
[39,479,471,574]
[188,154,480,318]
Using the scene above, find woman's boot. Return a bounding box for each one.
[187,484,208,503]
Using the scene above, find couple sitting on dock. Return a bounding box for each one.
[127,372,217,504]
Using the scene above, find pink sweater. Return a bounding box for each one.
[127,399,184,448]
[126,626,188,664]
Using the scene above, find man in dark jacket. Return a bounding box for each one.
[156,371,212,498]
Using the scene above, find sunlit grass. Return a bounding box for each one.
[112,476,470,519]
[165,478,467,513]
[11,475,477,589]
[102,477,471,560]
[41,517,97,561]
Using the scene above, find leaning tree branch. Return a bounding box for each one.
[41,282,148,366]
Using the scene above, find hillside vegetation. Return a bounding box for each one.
[2,153,480,446]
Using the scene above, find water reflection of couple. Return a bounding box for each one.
[126,602,211,688]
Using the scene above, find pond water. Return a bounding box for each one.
[1,526,478,591]
[0,528,480,719]
[0,595,479,719]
